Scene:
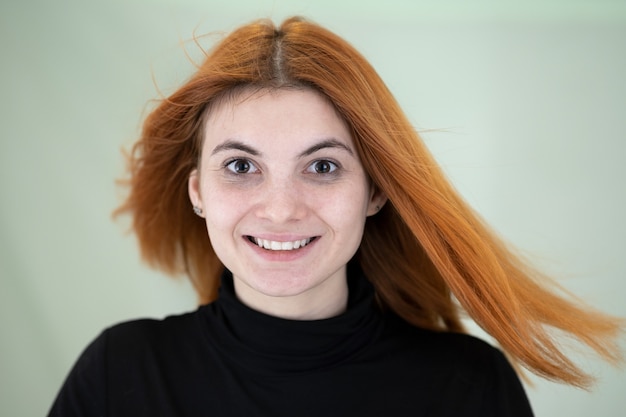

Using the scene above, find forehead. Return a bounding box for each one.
[201,88,352,147]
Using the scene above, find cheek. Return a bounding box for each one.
[201,184,244,234]
[318,181,372,228]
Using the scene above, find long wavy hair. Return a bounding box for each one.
[116,17,623,388]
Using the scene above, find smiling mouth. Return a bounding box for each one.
[247,236,316,251]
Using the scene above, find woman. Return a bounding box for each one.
[49,17,623,416]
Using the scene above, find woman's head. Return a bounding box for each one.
[119,16,437,303]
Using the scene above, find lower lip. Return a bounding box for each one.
[244,237,317,262]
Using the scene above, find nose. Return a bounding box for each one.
[255,178,307,223]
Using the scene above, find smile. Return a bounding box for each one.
[247,236,315,251]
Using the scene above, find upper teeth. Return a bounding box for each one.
[252,237,312,251]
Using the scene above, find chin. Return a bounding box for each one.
[249,275,318,298]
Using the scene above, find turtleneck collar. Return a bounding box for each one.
[200,262,384,375]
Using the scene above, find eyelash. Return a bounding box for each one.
[224,158,259,174]
[222,158,340,176]
[306,159,339,175]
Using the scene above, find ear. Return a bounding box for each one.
[366,185,387,217]
[188,169,203,213]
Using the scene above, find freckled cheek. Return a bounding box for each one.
[316,186,371,224]
[201,186,247,235]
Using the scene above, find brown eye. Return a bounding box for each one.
[309,160,337,174]
[226,159,257,174]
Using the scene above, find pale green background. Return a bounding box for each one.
[1,0,625,416]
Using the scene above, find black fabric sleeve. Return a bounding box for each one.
[481,348,534,417]
[47,331,108,417]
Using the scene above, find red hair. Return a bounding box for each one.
[116,17,623,388]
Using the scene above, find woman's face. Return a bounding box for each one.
[189,88,385,319]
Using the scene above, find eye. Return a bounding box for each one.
[307,160,338,174]
[225,158,258,174]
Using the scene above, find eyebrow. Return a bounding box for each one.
[297,138,354,158]
[210,138,354,158]
[210,140,261,156]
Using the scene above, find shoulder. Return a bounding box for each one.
[104,309,201,342]
[48,309,208,416]
[93,308,205,361]
[50,308,206,387]
[378,314,533,416]
[62,309,203,372]
[383,313,500,360]
[380,313,520,386]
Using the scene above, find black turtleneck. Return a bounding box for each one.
[48,267,533,416]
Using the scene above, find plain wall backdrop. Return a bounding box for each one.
[1,0,625,415]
